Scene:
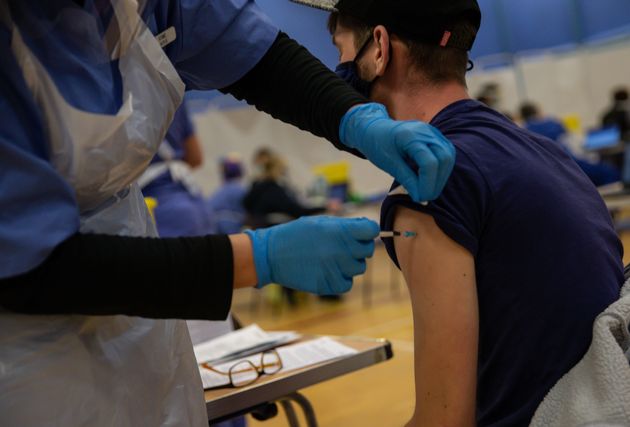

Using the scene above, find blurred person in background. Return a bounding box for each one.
[244,151,331,227]
[251,147,275,179]
[207,153,248,235]
[520,102,568,143]
[520,102,619,187]
[140,102,214,237]
[602,87,630,141]
[476,82,500,109]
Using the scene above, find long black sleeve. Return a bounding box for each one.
[0,233,234,320]
[223,32,367,154]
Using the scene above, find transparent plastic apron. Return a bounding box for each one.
[0,1,207,425]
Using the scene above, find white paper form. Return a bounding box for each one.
[275,337,357,371]
[193,324,299,365]
[199,337,358,390]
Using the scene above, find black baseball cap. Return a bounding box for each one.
[291,0,481,51]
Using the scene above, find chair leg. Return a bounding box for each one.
[279,399,300,427]
[283,392,318,427]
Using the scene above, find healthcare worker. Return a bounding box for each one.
[0,0,455,425]
[140,102,214,237]
[207,154,248,235]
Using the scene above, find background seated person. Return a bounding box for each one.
[519,102,568,143]
[140,103,214,237]
[327,1,624,426]
[243,152,328,227]
[207,153,247,234]
[602,87,630,141]
[520,102,620,187]
[243,151,331,304]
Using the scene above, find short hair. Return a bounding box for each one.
[614,88,629,102]
[328,11,472,86]
[253,147,274,163]
[327,12,372,50]
[261,154,287,180]
[519,102,539,122]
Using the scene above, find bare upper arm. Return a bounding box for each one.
[393,206,479,427]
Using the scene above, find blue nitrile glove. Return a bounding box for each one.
[244,216,379,295]
[340,103,456,202]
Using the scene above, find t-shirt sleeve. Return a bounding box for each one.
[380,147,490,268]
[151,0,279,90]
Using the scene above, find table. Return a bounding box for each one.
[205,335,393,426]
[596,182,630,233]
[600,182,630,211]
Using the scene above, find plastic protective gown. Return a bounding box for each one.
[0,0,277,425]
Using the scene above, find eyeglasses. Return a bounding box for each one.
[201,350,283,388]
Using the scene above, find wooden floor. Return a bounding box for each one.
[230,232,630,427]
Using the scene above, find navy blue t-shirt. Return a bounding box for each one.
[380,100,624,427]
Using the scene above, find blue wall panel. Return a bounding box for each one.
[254,0,630,61]
[257,0,339,69]
[497,0,579,52]
[471,0,506,58]
[190,1,630,112]
[578,0,630,39]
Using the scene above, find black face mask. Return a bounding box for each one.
[335,34,475,97]
[334,37,377,98]
[335,61,374,98]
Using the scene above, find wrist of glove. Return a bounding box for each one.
[339,103,390,151]
[244,216,379,295]
[339,102,456,202]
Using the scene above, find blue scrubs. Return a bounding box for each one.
[143,104,215,237]
[524,118,567,143]
[524,118,620,186]
[207,181,247,234]
[0,0,278,278]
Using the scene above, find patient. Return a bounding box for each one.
[328,1,623,426]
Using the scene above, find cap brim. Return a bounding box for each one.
[289,0,337,12]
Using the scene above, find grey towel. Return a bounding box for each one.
[530,280,630,426]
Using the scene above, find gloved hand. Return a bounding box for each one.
[340,103,456,202]
[244,216,379,295]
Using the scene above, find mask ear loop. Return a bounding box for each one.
[354,30,375,63]
[467,60,475,72]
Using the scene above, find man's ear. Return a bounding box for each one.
[372,25,391,77]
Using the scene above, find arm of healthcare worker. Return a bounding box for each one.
[222,32,455,202]
[173,104,203,168]
[0,217,378,319]
[157,0,454,202]
[182,133,203,169]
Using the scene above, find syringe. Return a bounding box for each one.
[379,231,417,239]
